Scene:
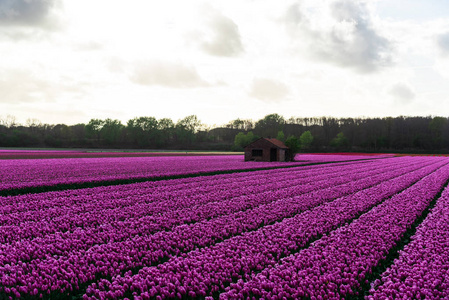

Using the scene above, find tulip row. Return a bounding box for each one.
[0,158,422,298]
[0,155,299,192]
[0,157,378,223]
[84,157,448,299]
[0,158,394,247]
[0,154,386,193]
[0,149,242,159]
[219,160,449,299]
[368,185,449,299]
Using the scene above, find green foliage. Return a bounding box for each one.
[176,115,201,133]
[299,131,313,151]
[255,114,285,138]
[429,117,447,148]
[331,132,349,149]
[85,119,105,141]
[101,119,124,145]
[234,131,258,148]
[276,131,285,142]
[285,135,300,155]
[127,117,160,147]
[3,114,449,152]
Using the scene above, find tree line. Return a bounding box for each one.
[0,114,448,153]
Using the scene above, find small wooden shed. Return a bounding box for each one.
[244,138,290,162]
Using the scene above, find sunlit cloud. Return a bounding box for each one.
[249,78,289,102]
[130,60,210,89]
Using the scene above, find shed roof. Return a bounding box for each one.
[245,138,289,149]
[266,138,288,149]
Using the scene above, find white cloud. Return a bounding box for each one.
[249,78,289,102]
[0,69,56,103]
[130,61,209,89]
[1,0,449,126]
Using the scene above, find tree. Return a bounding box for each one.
[175,115,202,146]
[127,117,159,147]
[234,131,258,149]
[429,117,447,149]
[0,114,17,128]
[158,118,175,147]
[254,114,285,138]
[299,130,313,151]
[101,119,124,146]
[85,119,105,142]
[276,131,285,142]
[285,135,300,161]
[177,115,201,133]
[331,132,349,150]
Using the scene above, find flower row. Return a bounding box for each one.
[220,160,449,299]
[0,158,418,298]
[84,158,446,299]
[368,185,449,299]
[0,154,385,192]
[0,159,393,246]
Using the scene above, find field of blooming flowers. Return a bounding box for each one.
[0,151,448,299]
[0,152,388,195]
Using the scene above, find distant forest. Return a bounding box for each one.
[0,114,448,153]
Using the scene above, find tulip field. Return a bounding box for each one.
[1,152,449,299]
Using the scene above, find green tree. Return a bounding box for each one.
[101,119,124,146]
[177,115,202,133]
[331,132,349,149]
[175,115,202,146]
[127,117,159,147]
[285,135,300,161]
[254,114,285,138]
[234,131,258,148]
[158,118,175,147]
[276,130,285,142]
[429,117,447,149]
[85,119,105,142]
[299,130,313,151]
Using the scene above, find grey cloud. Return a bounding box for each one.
[284,3,303,26]
[437,32,449,56]
[197,8,243,57]
[131,61,209,89]
[388,83,416,104]
[249,78,289,102]
[284,0,392,73]
[0,0,59,27]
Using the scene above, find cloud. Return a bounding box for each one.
[249,78,289,102]
[437,32,449,56]
[0,69,56,103]
[0,68,89,105]
[388,82,416,104]
[74,41,103,52]
[283,0,392,73]
[189,6,244,57]
[0,0,59,27]
[201,12,244,57]
[130,61,209,88]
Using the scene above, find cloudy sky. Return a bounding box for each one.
[1,0,449,126]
